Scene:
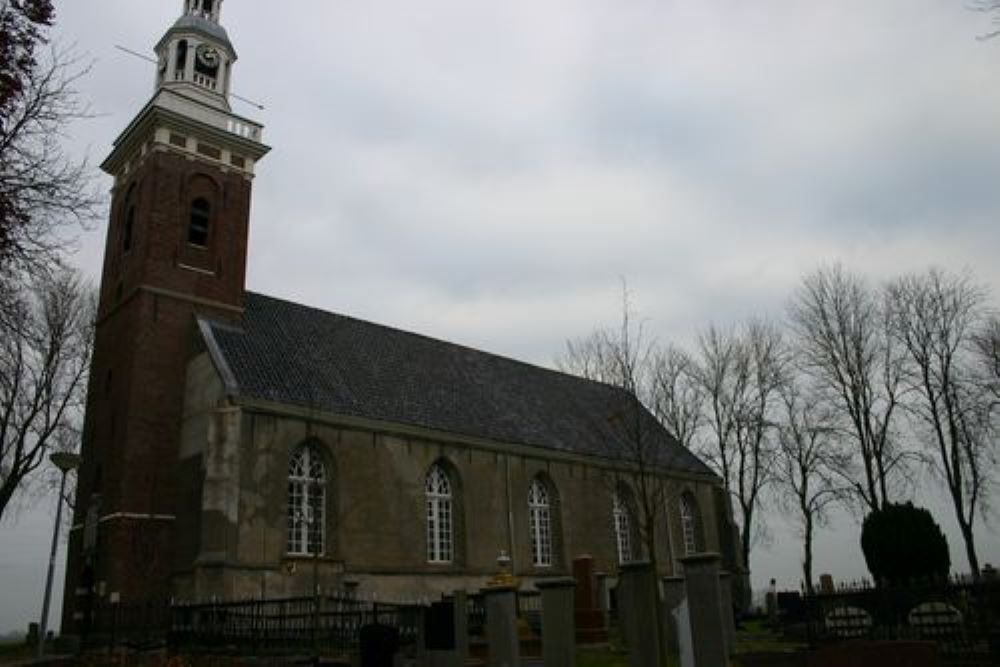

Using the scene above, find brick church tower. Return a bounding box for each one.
[62,0,268,629]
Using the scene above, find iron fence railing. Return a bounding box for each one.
[801,576,1000,660]
[83,593,424,655]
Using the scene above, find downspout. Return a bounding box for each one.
[505,454,516,573]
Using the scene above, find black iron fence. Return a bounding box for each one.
[84,593,424,656]
[465,589,542,639]
[82,599,172,650]
[801,575,1000,661]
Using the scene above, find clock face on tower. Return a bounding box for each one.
[196,44,220,69]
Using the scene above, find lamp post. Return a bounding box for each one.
[37,451,81,660]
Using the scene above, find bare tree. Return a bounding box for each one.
[555,327,621,384]
[557,287,670,566]
[977,317,1000,409]
[1,1,100,290]
[775,377,844,594]
[788,265,907,512]
[0,269,93,520]
[555,286,682,662]
[887,268,995,578]
[695,318,786,571]
[649,343,704,450]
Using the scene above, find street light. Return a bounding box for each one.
[37,451,81,660]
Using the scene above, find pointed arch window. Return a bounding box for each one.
[613,490,633,564]
[188,197,210,247]
[426,464,453,563]
[529,478,553,567]
[287,444,326,556]
[680,493,699,555]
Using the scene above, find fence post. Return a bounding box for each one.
[454,589,469,665]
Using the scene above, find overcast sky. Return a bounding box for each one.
[3,0,1000,634]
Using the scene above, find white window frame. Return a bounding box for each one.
[287,444,326,556]
[680,493,698,555]
[529,478,553,567]
[613,490,632,564]
[426,464,453,563]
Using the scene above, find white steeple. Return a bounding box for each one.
[154,0,236,110]
[101,0,268,183]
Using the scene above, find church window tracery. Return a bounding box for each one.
[287,443,325,556]
[680,492,700,555]
[425,464,453,563]
[613,488,633,564]
[529,477,552,567]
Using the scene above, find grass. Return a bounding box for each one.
[0,640,32,664]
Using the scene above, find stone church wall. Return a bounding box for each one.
[173,352,725,602]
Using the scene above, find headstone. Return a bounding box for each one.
[679,553,726,667]
[617,561,662,667]
[425,598,459,667]
[359,623,400,667]
[766,578,778,624]
[484,584,519,667]
[537,577,576,667]
[673,598,694,667]
[572,555,608,643]
[426,601,456,650]
[718,571,736,656]
[594,571,609,626]
[661,576,687,660]
[820,573,835,594]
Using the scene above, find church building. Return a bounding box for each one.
[62,0,738,630]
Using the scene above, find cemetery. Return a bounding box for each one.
[9,554,997,666]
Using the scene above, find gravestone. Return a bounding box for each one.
[359,623,399,667]
[572,555,608,643]
[537,577,576,667]
[719,571,736,656]
[679,553,726,667]
[661,576,688,662]
[484,583,519,667]
[618,561,662,667]
[425,599,459,667]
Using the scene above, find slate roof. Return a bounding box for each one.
[200,292,714,477]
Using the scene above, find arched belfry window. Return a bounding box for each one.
[188,197,210,247]
[287,443,326,556]
[680,492,700,555]
[529,477,553,566]
[613,488,633,564]
[175,40,188,76]
[425,464,453,563]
